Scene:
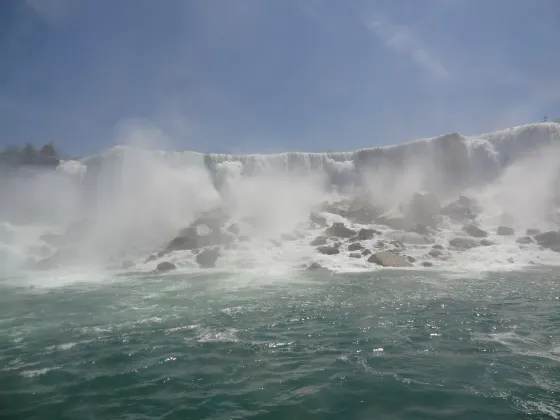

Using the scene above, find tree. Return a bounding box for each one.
[39,143,58,159]
[20,144,38,165]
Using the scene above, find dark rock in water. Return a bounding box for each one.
[121,260,134,269]
[375,240,386,248]
[428,249,442,258]
[421,261,433,267]
[367,250,413,267]
[349,252,362,259]
[325,222,356,239]
[227,223,241,236]
[497,226,515,236]
[309,212,328,227]
[441,196,480,221]
[408,192,441,226]
[432,244,444,250]
[165,234,198,254]
[348,242,364,252]
[526,228,541,236]
[157,261,177,272]
[332,241,343,248]
[463,224,488,238]
[348,235,360,243]
[449,237,480,250]
[163,217,234,255]
[534,231,560,249]
[411,224,431,235]
[310,236,328,246]
[317,245,340,255]
[480,239,495,246]
[390,240,405,248]
[516,236,534,245]
[357,228,378,240]
[361,249,372,256]
[196,248,220,268]
[306,262,330,272]
[507,257,514,264]
[281,233,298,241]
[145,254,158,263]
[407,256,417,263]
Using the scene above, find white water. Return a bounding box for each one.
[2,122,560,280]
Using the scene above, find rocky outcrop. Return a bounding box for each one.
[310,236,328,246]
[407,192,441,226]
[317,245,340,255]
[348,242,364,251]
[163,215,234,255]
[449,237,480,250]
[349,252,362,258]
[325,222,356,239]
[441,196,481,221]
[367,250,413,267]
[157,261,177,272]
[480,239,495,246]
[526,228,541,236]
[516,236,534,245]
[361,249,372,256]
[463,224,488,238]
[309,212,328,226]
[357,228,378,240]
[306,262,331,273]
[534,231,560,250]
[196,248,220,268]
[497,226,515,236]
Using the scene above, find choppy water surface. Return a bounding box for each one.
[1,269,559,419]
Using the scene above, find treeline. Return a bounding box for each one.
[0,144,60,167]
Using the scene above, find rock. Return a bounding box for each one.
[156,261,177,272]
[507,257,514,264]
[421,261,433,267]
[227,223,241,235]
[407,192,441,226]
[407,256,417,263]
[480,239,495,246]
[497,226,515,236]
[449,237,480,250]
[526,228,541,236]
[322,198,380,224]
[145,254,158,263]
[390,240,405,248]
[516,236,534,245]
[428,249,442,258]
[317,245,340,255]
[333,242,343,248]
[432,244,444,250]
[310,236,328,246]
[349,252,362,259]
[441,196,480,221]
[306,262,330,272]
[367,250,413,267]
[348,235,360,243]
[463,224,488,238]
[196,248,220,268]
[411,224,431,235]
[309,212,328,227]
[534,231,560,249]
[348,242,364,252]
[361,249,372,256]
[325,222,356,239]
[121,260,134,269]
[357,228,378,240]
[163,218,233,255]
[281,233,298,241]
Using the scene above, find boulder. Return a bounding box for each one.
[357,228,378,240]
[441,196,481,221]
[407,256,417,263]
[349,252,362,259]
[432,244,444,250]
[196,248,220,268]
[407,192,441,226]
[145,254,158,263]
[309,212,328,227]
[367,250,413,267]
[306,262,330,273]
[516,236,533,245]
[421,261,433,267]
[449,237,480,250]
[534,231,560,249]
[348,242,364,252]
[497,226,515,236]
[310,236,328,246]
[526,228,541,236]
[227,223,241,236]
[317,245,340,255]
[463,224,488,238]
[375,240,386,248]
[156,261,177,272]
[325,222,356,239]
[480,239,495,246]
[361,249,372,256]
[428,249,442,258]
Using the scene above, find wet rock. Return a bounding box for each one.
[526,228,541,236]
[227,223,241,236]
[196,248,220,268]
[449,237,480,250]
[306,262,330,273]
[507,257,514,264]
[368,250,413,267]
[361,249,372,256]
[317,245,340,255]
[333,242,343,248]
[463,224,488,238]
[325,222,356,239]
[441,196,480,221]
[310,212,328,227]
[157,261,177,272]
[390,240,405,248]
[348,242,364,252]
[480,239,495,246]
[357,228,378,240]
[534,231,560,249]
[421,261,433,267]
[432,244,444,250]
[428,249,443,258]
[375,240,386,248]
[349,252,362,259]
[408,192,441,226]
[348,235,360,243]
[411,224,431,235]
[516,236,534,245]
[310,236,328,246]
[145,254,158,263]
[497,226,515,236]
[407,256,417,263]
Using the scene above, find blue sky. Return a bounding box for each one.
[1,0,559,156]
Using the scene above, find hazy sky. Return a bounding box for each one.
[1,0,559,156]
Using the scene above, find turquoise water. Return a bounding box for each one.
[1,269,559,419]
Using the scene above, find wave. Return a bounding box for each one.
[1,122,560,278]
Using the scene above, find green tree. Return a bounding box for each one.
[20,144,38,165]
[39,143,58,159]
